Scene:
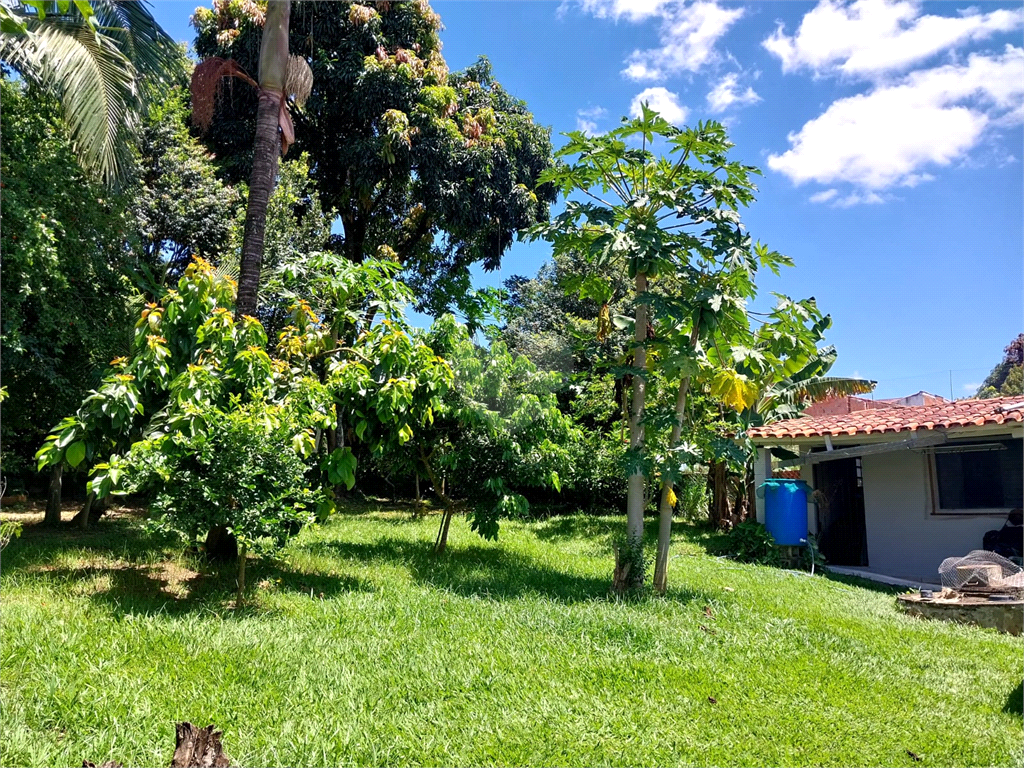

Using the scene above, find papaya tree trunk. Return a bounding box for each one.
[654,376,690,594]
[654,323,699,594]
[615,271,649,595]
[44,463,63,526]
[234,0,291,319]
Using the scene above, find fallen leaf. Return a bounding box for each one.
[723,587,735,592]
[906,750,921,762]
[699,625,717,635]
[704,606,714,619]
[708,696,717,705]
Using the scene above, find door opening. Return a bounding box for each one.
[813,456,869,566]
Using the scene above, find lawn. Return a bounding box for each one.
[1,503,1021,767]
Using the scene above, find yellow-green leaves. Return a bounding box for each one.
[709,369,759,412]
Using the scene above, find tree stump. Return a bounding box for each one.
[170,722,231,768]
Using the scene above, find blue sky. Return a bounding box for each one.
[152,0,1023,399]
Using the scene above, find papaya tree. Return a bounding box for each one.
[531,109,805,594]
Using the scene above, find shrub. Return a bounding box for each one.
[117,401,325,558]
[723,520,781,566]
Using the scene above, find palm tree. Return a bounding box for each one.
[188,0,311,319]
[0,0,180,187]
[236,0,292,319]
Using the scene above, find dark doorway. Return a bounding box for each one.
[813,457,869,566]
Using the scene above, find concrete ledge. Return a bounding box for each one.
[897,593,1023,635]
[828,566,941,590]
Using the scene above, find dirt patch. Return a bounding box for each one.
[1,501,148,526]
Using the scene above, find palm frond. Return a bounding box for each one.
[90,0,182,85]
[1,17,139,186]
[190,57,257,133]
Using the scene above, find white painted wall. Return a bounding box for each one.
[754,448,767,523]
[860,449,1008,581]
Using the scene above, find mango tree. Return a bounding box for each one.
[36,259,334,599]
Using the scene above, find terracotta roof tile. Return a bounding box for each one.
[747,397,1024,440]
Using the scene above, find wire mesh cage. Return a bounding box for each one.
[938,550,1024,593]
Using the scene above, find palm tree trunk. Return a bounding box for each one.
[44,463,63,526]
[615,272,648,594]
[234,0,291,319]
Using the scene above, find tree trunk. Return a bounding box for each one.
[170,722,231,768]
[708,461,731,529]
[614,271,649,595]
[44,463,62,526]
[654,376,690,594]
[236,541,247,607]
[732,477,746,526]
[76,492,94,530]
[204,525,238,562]
[420,447,457,554]
[234,0,291,319]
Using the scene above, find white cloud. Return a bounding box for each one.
[768,47,1024,193]
[630,87,688,125]
[963,382,981,392]
[573,1,743,80]
[576,106,608,135]
[573,0,671,22]
[833,191,885,207]
[624,1,745,80]
[808,189,838,203]
[706,73,761,112]
[763,0,1023,79]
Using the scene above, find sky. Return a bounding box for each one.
[151,0,1024,400]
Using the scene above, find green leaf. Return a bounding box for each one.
[66,441,87,468]
[322,447,357,490]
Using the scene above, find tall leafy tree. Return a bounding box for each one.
[190,0,554,316]
[0,0,181,186]
[134,86,241,278]
[976,334,1024,398]
[0,77,138,516]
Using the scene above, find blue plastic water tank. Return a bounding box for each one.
[761,478,809,546]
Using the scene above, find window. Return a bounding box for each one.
[932,439,1023,513]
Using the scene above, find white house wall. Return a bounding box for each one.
[860,449,1006,582]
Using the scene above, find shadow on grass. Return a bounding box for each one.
[299,535,715,606]
[530,515,618,544]
[1005,679,1023,717]
[1,517,370,617]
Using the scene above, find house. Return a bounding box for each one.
[748,397,1024,583]
[802,390,947,418]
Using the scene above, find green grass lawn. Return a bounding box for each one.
[2,503,1021,767]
